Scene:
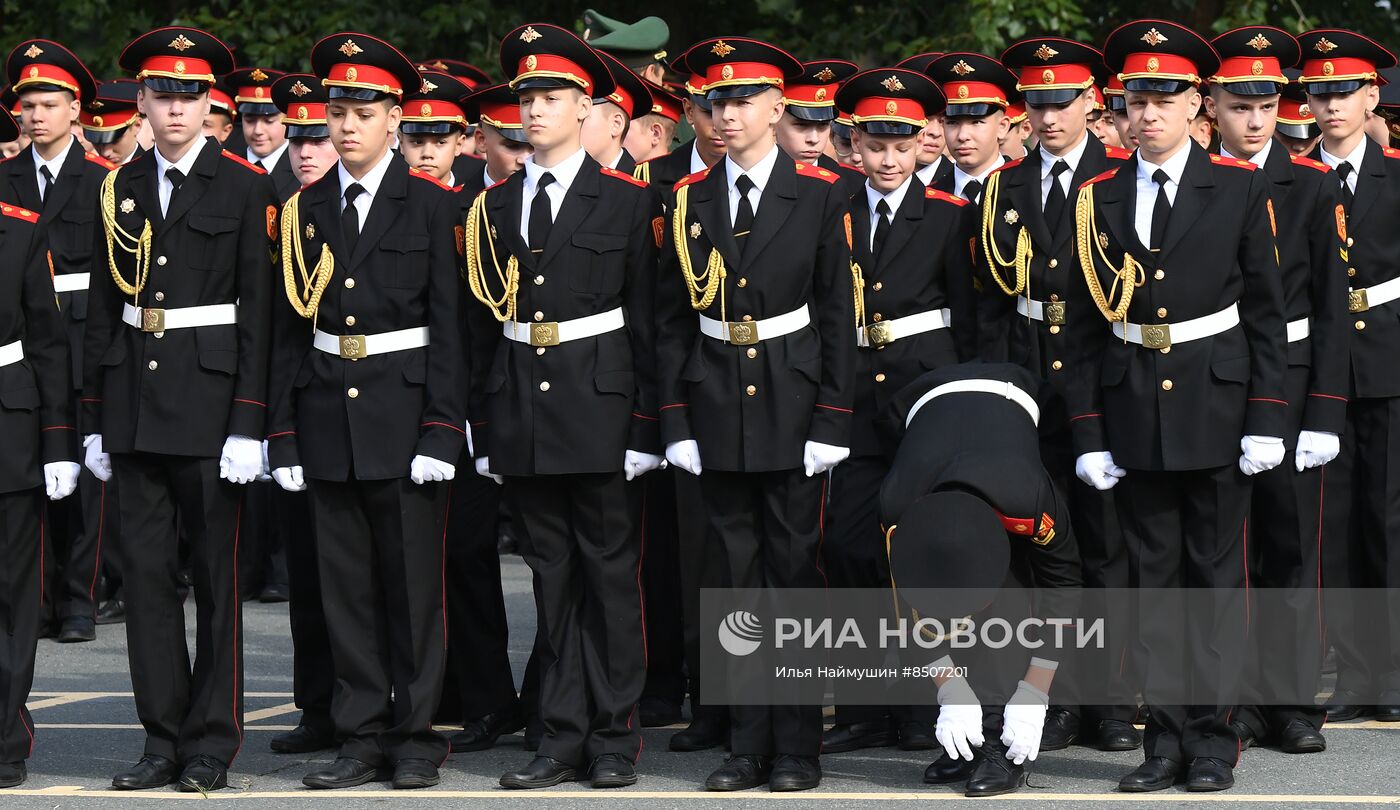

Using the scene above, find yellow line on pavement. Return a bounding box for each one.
[243,702,300,722]
[26,694,110,711]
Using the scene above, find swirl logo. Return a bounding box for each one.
[718,611,763,657]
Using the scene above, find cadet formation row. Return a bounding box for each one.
[0,10,1396,799]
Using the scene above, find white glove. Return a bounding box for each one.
[1075,451,1126,491]
[258,440,272,481]
[665,440,703,476]
[1000,680,1050,765]
[83,434,112,482]
[624,449,664,481]
[465,421,475,456]
[935,674,985,761]
[1239,434,1285,476]
[1295,430,1340,472]
[44,461,80,500]
[802,440,850,477]
[219,435,262,485]
[475,456,503,485]
[410,455,455,484]
[271,465,306,492]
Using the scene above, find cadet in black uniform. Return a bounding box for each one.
[0,109,79,788]
[225,67,296,201]
[656,36,854,792]
[1069,20,1287,793]
[895,53,955,188]
[923,53,1019,201]
[583,48,651,173]
[82,27,276,792]
[82,80,144,166]
[398,71,473,186]
[633,54,726,191]
[1205,26,1348,755]
[820,67,971,756]
[775,60,863,196]
[467,23,662,790]
[3,39,114,644]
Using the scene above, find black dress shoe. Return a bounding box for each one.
[96,599,126,625]
[392,758,440,789]
[769,754,820,791]
[671,711,729,752]
[1118,756,1184,792]
[176,755,227,792]
[1324,691,1371,722]
[821,720,895,753]
[705,755,771,791]
[500,756,578,789]
[270,724,336,754]
[588,753,637,788]
[0,761,25,788]
[56,616,96,643]
[258,582,290,603]
[1091,720,1142,751]
[1186,756,1235,792]
[451,709,525,752]
[1278,719,1326,753]
[964,743,1025,797]
[639,696,683,727]
[1039,708,1079,751]
[303,757,391,789]
[897,721,936,751]
[1374,695,1400,722]
[112,755,180,790]
[522,715,544,751]
[924,751,978,784]
[1230,719,1258,752]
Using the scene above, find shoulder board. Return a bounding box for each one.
[451,184,464,193]
[84,152,117,171]
[1079,167,1119,189]
[925,187,969,206]
[221,150,267,174]
[1290,154,1330,172]
[673,167,711,193]
[408,167,453,190]
[600,165,648,188]
[637,155,663,168]
[1385,147,1400,160]
[1105,146,1133,161]
[1209,153,1256,171]
[486,176,509,191]
[990,157,1024,175]
[0,203,38,223]
[838,161,863,173]
[793,161,840,184]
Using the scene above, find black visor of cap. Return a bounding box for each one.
[944,102,1000,118]
[706,83,774,102]
[1275,122,1316,140]
[786,104,835,122]
[1107,95,1126,112]
[687,92,712,111]
[1123,77,1195,94]
[18,82,75,97]
[1303,79,1367,96]
[830,120,853,139]
[327,85,393,101]
[287,124,330,139]
[400,120,463,135]
[142,77,209,95]
[236,101,280,116]
[1024,87,1083,107]
[1217,80,1284,97]
[82,127,124,144]
[514,76,579,92]
[858,120,919,136]
[483,122,530,144]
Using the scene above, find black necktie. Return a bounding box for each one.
[733,174,755,241]
[39,165,54,202]
[1150,168,1171,251]
[1337,162,1355,213]
[528,172,556,253]
[1044,159,1069,226]
[963,179,983,205]
[164,168,185,215]
[342,182,365,251]
[873,199,892,260]
[255,159,266,172]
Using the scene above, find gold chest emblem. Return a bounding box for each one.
[1004,208,1019,225]
[120,198,136,214]
[689,221,702,239]
[305,223,316,240]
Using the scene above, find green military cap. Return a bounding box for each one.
[582,9,669,64]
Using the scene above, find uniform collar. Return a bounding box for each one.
[524,147,588,194]
[154,136,209,182]
[690,141,708,174]
[1220,138,1273,167]
[1040,132,1090,178]
[247,139,289,171]
[1136,141,1192,186]
[33,136,75,179]
[865,174,915,217]
[1319,136,1368,171]
[336,146,395,199]
[724,144,780,193]
[915,154,946,185]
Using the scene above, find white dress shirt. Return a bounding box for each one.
[915,155,947,186]
[520,147,588,242]
[482,165,496,188]
[1040,133,1090,207]
[335,147,395,223]
[1133,143,1192,248]
[1220,138,1274,169]
[690,142,708,175]
[33,137,74,203]
[1320,136,1368,195]
[864,176,914,252]
[953,155,1006,202]
[248,139,289,173]
[724,145,780,226]
[153,137,209,216]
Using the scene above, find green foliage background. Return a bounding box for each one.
[2,0,1397,81]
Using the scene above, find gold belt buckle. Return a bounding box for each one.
[866,321,895,347]
[1349,289,1370,313]
[140,307,165,333]
[1044,301,1067,326]
[529,322,560,347]
[339,334,368,360]
[1140,323,1171,350]
[726,321,759,345]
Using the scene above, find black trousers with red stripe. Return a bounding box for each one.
[504,472,645,767]
[1114,464,1251,764]
[308,476,449,767]
[42,464,111,622]
[0,488,44,763]
[112,453,244,765]
[699,468,826,757]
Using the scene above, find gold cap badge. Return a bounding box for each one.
[169,34,195,52]
[339,39,363,57]
[711,40,736,58]
[1141,28,1169,47]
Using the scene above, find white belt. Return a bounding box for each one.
[52,273,90,293]
[855,308,950,348]
[122,302,237,333]
[699,304,809,346]
[0,340,21,367]
[314,326,429,360]
[1287,317,1310,343]
[905,379,1040,428]
[1349,276,1400,313]
[503,307,625,347]
[1111,303,1239,350]
[1016,295,1066,325]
